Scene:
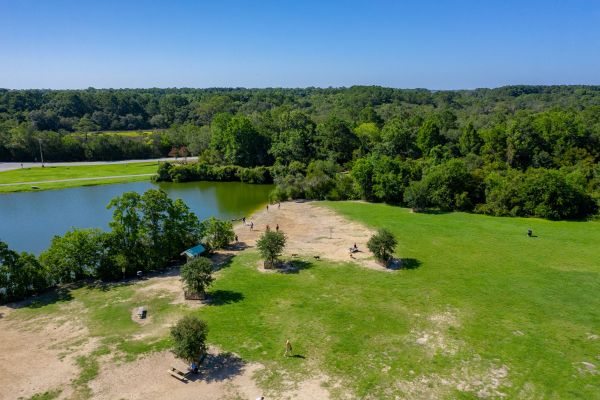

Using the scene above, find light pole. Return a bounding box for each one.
[37,138,44,167]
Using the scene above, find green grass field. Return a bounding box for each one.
[8,203,600,398]
[0,162,159,193]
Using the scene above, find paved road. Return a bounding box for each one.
[0,157,198,172]
[0,173,156,187]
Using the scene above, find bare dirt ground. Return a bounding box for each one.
[89,347,331,400]
[0,301,91,400]
[235,201,382,270]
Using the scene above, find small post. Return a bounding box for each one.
[38,138,44,167]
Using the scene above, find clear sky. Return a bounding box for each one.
[1,0,599,89]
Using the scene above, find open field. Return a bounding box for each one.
[0,162,160,193]
[1,201,599,399]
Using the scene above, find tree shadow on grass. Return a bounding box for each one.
[193,352,246,383]
[209,253,235,271]
[387,258,422,270]
[207,290,244,306]
[228,241,250,251]
[273,259,313,274]
[6,286,74,310]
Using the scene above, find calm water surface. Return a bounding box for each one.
[0,181,273,254]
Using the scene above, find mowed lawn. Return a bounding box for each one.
[7,202,600,398]
[199,203,600,398]
[0,162,158,192]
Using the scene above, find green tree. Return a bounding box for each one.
[180,257,214,298]
[351,157,375,200]
[367,229,397,263]
[40,228,108,283]
[171,315,209,363]
[459,122,483,155]
[316,116,358,164]
[404,180,430,211]
[212,115,269,167]
[417,118,445,156]
[1,241,49,302]
[256,230,286,268]
[201,217,235,251]
[107,189,202,275]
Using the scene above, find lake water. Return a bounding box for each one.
[0,181,273,254]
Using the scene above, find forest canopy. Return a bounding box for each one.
[1,86,599,219]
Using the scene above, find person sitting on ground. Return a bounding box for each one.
[190,361,199,374]
[266,224,270,231]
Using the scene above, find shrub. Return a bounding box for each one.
[367,229,397,263]
[404,180,429,211]
[256,230,286,268]
[171,315,208,363]
[201,217,235,251]
[180,257,214,297]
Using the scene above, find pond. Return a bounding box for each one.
[0,181,273,254]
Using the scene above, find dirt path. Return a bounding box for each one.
[235,201,382,270]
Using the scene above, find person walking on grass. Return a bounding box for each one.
[284,339,292,357]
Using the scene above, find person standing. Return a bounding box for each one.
[250,221,254,231]
[284,339,292,357]
[276,224,279,232]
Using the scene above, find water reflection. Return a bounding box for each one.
[0,181,273,254]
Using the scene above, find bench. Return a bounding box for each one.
[167,367,189,382]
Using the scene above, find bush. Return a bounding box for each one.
[40,228,109,283]
[171,315,208,363]
[180,257,214,298]
[1,241,50,303]
[367,229,397,263]
[256,230,286,268]
[404,180,429,211]
[201,217,235,251]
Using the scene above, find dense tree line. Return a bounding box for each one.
[0,189,234,303]
[1,86,599,219]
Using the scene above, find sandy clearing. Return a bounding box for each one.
[235,201,384,271]
[0,311,91,400]
[89,348,330,400]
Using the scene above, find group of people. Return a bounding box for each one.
[241,202,282,232]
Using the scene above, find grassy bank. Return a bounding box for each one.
[7,202,600,398]
[0,162,159,193]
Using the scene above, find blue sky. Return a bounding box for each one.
[1,0,599,89]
